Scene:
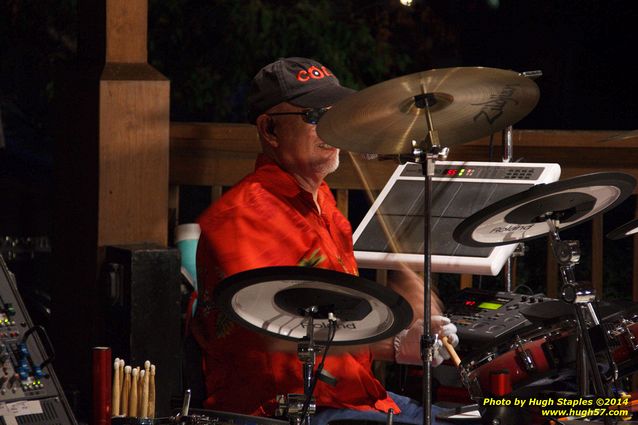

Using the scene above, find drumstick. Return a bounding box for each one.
[148,364,156,418]
[442,336,461,367]
[118,359,125,391]
[138,369,145,415]
[130,367,139,417]
[142,360,151,417]
[140,368,149,417]
[112,359,121,416]
[121,365,131,416]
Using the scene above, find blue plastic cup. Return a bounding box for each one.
[175,223,201,291]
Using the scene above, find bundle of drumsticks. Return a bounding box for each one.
[111,358,156,418]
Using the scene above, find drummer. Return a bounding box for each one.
[191,57,459,425]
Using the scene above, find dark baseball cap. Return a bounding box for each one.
[247,57,355,124]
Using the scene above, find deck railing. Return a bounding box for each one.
[169,123,638,301]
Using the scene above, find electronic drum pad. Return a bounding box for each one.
[453,172,636,247]
[214,266,413,345]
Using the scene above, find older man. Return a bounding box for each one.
[191,57,457,425]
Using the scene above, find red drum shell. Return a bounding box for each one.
[461,324,575,397]
[609,320,638,374]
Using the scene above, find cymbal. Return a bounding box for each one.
[599,130,638,142]
[453,172,636,247]
[317,67,540,154]
[214,266,413,345]
[607,218,638,240]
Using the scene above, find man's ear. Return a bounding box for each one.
[256,114,278,147]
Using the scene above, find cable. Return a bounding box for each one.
[300,319,337,423]
[512,284,534,295]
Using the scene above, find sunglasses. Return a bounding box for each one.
[266,108,329,125]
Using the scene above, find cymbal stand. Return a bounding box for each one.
[277,307,323,425]
[546,218,617,413]
[413,92,449,425]
[502,125,514,292]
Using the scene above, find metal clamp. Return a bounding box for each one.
[514,336,536,373]
[277,394,316,425]
[621,319,638,351]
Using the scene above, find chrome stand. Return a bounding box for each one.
[411,92,449,425]
[502,125,514,292]
[547,219,618,423]
[277,308,324,425]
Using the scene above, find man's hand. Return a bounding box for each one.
[393,317,459,366]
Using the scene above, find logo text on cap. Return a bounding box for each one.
[296,66,334,82]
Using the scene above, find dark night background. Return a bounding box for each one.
[0,0,637,416]
[1,0,637,233]
[1,0,637,311]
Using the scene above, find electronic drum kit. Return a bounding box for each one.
[179,67,638,424]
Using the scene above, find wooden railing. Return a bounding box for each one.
[169,123,638,300]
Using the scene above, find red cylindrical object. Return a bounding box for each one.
[490,369,512,396]
[92,347,112,425]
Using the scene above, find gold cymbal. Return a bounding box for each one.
[317,67,540,154]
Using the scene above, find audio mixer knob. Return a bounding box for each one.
[33,366,44,379]
[18,343,29,357]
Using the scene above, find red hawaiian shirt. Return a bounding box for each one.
[191,154,400,417]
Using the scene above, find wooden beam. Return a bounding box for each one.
[546,237,559,298]
[336,189,349,217]
[634,196,638,302]
[99,63,169,246]
[170,125,638,192]
[460,274,473,289]
[591,215,604,297]
[211,185,223,203]
[106,0,148,62]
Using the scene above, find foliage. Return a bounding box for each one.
[148,0,458,122]
[0,0,77,136]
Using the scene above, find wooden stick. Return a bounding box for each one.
[118,359,125,392]
[442,336,462,367]
[112,359,121,416]
[119,359,125,414]
[138,369,145,415]
[148,364,156,418]
[121,366,131,416]
[140,368,149,417]
[129,367,139,417]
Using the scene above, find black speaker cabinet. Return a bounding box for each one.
[103,244,181,417]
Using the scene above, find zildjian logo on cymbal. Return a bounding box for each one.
[472,84,521,125]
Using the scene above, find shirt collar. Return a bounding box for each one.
[255,154,333,210]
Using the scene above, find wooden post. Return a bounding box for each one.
[98,63,169,246]
[52,0,169,416]
[460,274,473,289]
[211,185,224,203]
[634,196,638,302]
[591,215,604,297]
[168,185,180,233]
[336,189,349,217]
[546,237,559,298]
